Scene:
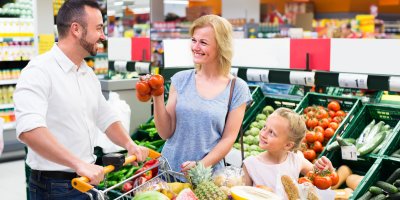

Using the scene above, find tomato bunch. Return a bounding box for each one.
[301,101,347,162]
[135,74,164,102]
[298,170,339,190]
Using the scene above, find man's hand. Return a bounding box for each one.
[74,161,104,185]
[127,143,149,165]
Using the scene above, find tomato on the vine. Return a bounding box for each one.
[329,171,339,186]
[136,81,151,95]
[298,177,313,184]
[136,92,151,102]
[313,175,332,190]
[148,74,164,89]
[151,86,164,96]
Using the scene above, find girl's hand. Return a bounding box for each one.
[314,156,334,172]
[180,161,197,173]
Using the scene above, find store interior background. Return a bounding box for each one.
[1,0,400,199]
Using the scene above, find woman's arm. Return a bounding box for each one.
[153,85,177,140]
[201,103,246,168]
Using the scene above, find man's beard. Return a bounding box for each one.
[79,29,98,56]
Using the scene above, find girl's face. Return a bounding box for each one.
[259,114,294,152]
[191,26,218,67]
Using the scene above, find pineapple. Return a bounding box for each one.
[187,163,228,200]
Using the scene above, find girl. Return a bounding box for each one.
[243,107,334,198]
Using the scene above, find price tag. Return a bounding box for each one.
[289,71,315,86]
[389,76,400,92]
[135,62,151,74]
[338,73,368,89]
[341,145,358,161]
[114,61,127,73]
[246,69,269,82]
[231,68,239,77]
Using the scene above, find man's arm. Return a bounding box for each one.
[19,127,104,185]
[105,121,149,162]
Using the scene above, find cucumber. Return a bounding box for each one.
[382,124,391,132]
[393,154,400,158]
[376,181,398,194]
[357,191,373,200]
[389,193,400,200]
[345,138,356,144]
[365,121,385,142]
[394,179,400,187]
[370,186,384,195]
[356,120,376,148]
[387,169,400,184]
[337,136,354,146]
[358,131,386,156]
[370,194,388,200]
[327,141,340,151]
[372,130,392,154]
[391,149,400,156]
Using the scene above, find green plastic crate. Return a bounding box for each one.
[327,149,378,193]
[326,104,400,159]
[330,88,383,104]
[350,158,400,200]
[243,86,265,126]
[380,109,400,160]
[241,95,302,135]
[295,92,362,158]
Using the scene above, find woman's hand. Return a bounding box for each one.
[314,156,334,172]
[180,161,197,173]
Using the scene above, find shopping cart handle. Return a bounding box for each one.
[71,155,137,193]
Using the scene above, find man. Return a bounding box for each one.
[14,0,148,199]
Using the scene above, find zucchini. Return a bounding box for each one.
[393,154,400,158]
[372,130,392,154]
[389,192,400,200]
[358,131,386,156]
[345,138,356,144]
[337,136,354,146]
[370,186,384,195]
[387,169,400,184]
[365,121,385,143]
[327,141,340,151]
[394,179,400,187]
[391,149,400,156]
[370,194,388,200]
[356,120,376,148]
[382,124,391,132]
[357,191,373,200]
[376,181,398,194]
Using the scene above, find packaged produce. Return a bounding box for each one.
[213,166,244,188]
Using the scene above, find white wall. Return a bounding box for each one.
[222,0,260,23]
[164,3,187,18]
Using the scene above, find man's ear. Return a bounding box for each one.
[70,22,81,37]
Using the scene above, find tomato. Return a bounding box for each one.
[328,110,336,118]
[316,109,328,119]
[304,106,315,114]
[312,141,323,153]
[313,175,332,190]
[324,128,335,139]
[329,171,339,186]
[313,126,324,133]
[298,177,313,184]
[305,131,316,143]
[300,142,309,152]
[136,81,151,95]
[306,111,315,118]
[332,116,343,123]
[328,101,341,112]
[151,86,164,96]
[303,149,317,161]
[314,131,324,143]
[148,74,164,89]
[306,118,319,129]
[318,118,330,129]
[306,171,316,180]
[136,92,151,102]
[335,110,346,117]
[329,122,339,130]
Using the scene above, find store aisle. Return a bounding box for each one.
[0,159,26,200]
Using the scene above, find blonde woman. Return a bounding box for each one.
[153,15,252,173]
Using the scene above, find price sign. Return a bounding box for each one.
[231,68,239,77]
[341,145,358,161]
[389,76,400,92]
[338,73,368,89]
[114,61,128,73]
[135,62,151,74]
[289,71,315,86]
[246,69,269,82]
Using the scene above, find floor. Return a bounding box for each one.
[0,159,27,200]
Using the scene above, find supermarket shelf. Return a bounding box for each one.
[0,37,34,42]
[0,79,18,85]
[4,122,16,130]
[0,104,14,109]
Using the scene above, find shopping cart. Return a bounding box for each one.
[71,150,186,200]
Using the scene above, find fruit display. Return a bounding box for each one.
[136,74,164,102]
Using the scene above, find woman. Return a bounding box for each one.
[153,15,252,173]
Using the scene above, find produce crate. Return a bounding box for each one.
[380,110,400,160]
[330,88,383,104]
[350,158,400,200]
[335,104,400,158]
[242,94,302,134]
[327,149,378,193]
[295,92,362,158]
[242,86,265,127]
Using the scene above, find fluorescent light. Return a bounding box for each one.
[165,0,189,5]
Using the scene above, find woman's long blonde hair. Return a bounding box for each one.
[189,15,233,76]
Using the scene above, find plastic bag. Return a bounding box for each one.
[213,166,244,188]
